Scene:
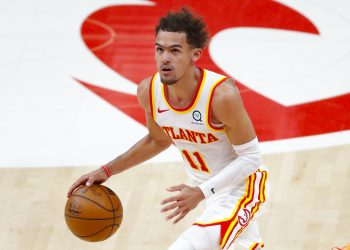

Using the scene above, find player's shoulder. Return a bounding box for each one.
[137,76,154,109]
[138,76,153,92]
[204,69,237,95]
[212,78,240,104]
[210,77,246,123]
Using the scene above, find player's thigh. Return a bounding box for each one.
[169,225,221,250]
[168,236,195,250]
[231,221,264,250]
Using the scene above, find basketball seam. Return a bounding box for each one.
[74,224,120,238]
[65,214,123,221]
[70,194,117,212]
[96,185,117,239]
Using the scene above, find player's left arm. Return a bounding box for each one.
[161,78,262,223]
[213,78,256,144]
[198,78,262,198]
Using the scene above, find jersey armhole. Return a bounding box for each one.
[149,73,157,120]
[206,77,229,131]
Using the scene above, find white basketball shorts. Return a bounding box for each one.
[170,168,269,250]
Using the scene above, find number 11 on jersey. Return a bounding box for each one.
[181,150,210,173]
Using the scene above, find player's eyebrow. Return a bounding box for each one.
[155,43,183,49]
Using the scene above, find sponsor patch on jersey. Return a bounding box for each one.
[191,110,204,125]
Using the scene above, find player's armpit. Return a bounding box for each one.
[211,78,256,145]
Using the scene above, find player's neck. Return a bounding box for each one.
[166,67,201,107]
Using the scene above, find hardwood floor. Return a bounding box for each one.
[0,144,349,250]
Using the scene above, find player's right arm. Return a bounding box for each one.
[67,77,172,197]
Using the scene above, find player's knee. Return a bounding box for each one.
[168,236,195,250]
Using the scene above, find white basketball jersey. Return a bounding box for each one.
[150,68,237,184]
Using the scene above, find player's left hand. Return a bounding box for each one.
[160,184,205,224]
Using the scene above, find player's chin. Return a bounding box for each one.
[160,76,177,85]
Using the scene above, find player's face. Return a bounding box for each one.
[155,31,200,85]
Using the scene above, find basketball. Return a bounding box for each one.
[64,184,123,242]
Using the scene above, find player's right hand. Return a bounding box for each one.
[67,168,109,198]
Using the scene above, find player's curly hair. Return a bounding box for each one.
[155,7,209,49]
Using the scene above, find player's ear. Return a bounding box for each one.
[191,48,202,62]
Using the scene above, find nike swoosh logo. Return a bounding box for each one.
[211,188,215,194]
[157,107,170,113]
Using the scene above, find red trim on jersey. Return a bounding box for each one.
[193,174,254,241]
[223,175,256,247]
[193,171,268,249]
[227,172,267,249]
[207,77,229,130]
[258,171,265,201]
[250,243,260,250]
[149,73,157,120]
[227,176,266,249]
[163,68,204,112]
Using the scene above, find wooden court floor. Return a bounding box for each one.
[0,144,349,250]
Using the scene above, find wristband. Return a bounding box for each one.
[101,165,111,178]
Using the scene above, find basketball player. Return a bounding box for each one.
[68,8,268,250]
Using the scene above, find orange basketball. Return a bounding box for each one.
[64,184,123,242]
